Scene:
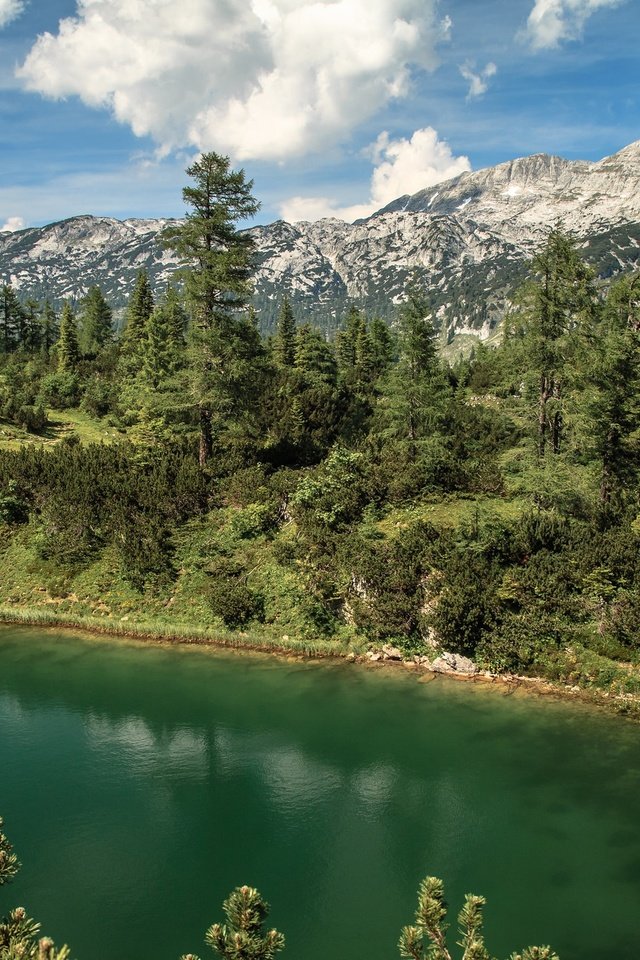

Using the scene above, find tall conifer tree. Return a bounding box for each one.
[163,152,260,466]
[79,286,113,356]
[57,302,80,372]
[274,296,296,367]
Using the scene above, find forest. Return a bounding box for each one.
[1,153,640,710]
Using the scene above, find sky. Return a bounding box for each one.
[0,0,637,231]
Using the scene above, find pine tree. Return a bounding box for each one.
[57,302,80,372]
[273,296,296,367]
[0,817,71,959]
[398,876,559,960]
[181,885,285,960]
[79,286,113,356]
[163,152,260,466]
[0,816,20,885]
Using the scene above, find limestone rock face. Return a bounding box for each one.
[1,141,639,340]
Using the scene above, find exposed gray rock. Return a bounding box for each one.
[1,142,639,340]
[430,652,478,675]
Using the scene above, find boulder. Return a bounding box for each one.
[430,651,478,675]
[382,644,404,661]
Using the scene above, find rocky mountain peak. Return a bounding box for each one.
[1,141,639,343]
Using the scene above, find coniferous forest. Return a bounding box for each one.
[1,153,640,714]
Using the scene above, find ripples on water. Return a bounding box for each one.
[1,626,639,960]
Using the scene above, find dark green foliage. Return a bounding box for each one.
[0,284,24,354]
[121,269,154,359]
[342,522,440,644]
[80,374,115,418]
[163,152,260,466]
[40,301,59,356]
[428,552,500,656]
[142,284,187,386]
[57,303,80,372]
[273,296,296,367]
[78,286,113,356]
[204,556,265,628]
[38,371,82,410]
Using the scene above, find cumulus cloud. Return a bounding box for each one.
[17,0,450,161]
[0,216,24,232]
[280,126,470,222]
[0,0,25,28]
[523,0,626,49]
[459,61,497,99]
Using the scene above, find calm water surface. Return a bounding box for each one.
[1,626,640,960]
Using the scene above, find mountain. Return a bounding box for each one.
[1,141,640,342]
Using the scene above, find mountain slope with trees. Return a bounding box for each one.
[1,153,640,714]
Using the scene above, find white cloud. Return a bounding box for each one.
[17,0,450,162]
[459,61,497,99]
[0,0,24,28]
[0,216,24,232]
[280,126,470,222]
[523,0,626,49]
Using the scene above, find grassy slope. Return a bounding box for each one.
[1,406,639,716]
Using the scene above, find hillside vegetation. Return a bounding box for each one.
[1,155,640,713]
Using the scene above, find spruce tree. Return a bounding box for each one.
[529,227,596,457]
[0,284,23,354]
[576,272,640,506]
[40,301,59,357]
[273,296,296,367]
[57,303,79,372]
[295,324,337,385]
[163,152,260,466]
[143,287,187,388]
[79,285,113,356]
[121,270,154,361]
[369,315,394,378]
[336,305,365,378]
[22,298,42,353]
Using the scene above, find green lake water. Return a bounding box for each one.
[1,626,640,960]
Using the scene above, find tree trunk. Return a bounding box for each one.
[199,405,212,467]
[538,373,550,458]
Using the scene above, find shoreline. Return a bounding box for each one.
[0,604,638,721]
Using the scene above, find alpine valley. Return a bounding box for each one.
[1,140,639,344]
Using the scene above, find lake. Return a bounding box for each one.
[1,625,639,960]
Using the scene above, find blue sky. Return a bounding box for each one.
[0,0,637,230]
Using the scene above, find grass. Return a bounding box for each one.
[376,494,527,537]
[0,604,352,658]
[0,408,127,451]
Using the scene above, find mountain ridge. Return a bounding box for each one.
[1,140,639,341]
